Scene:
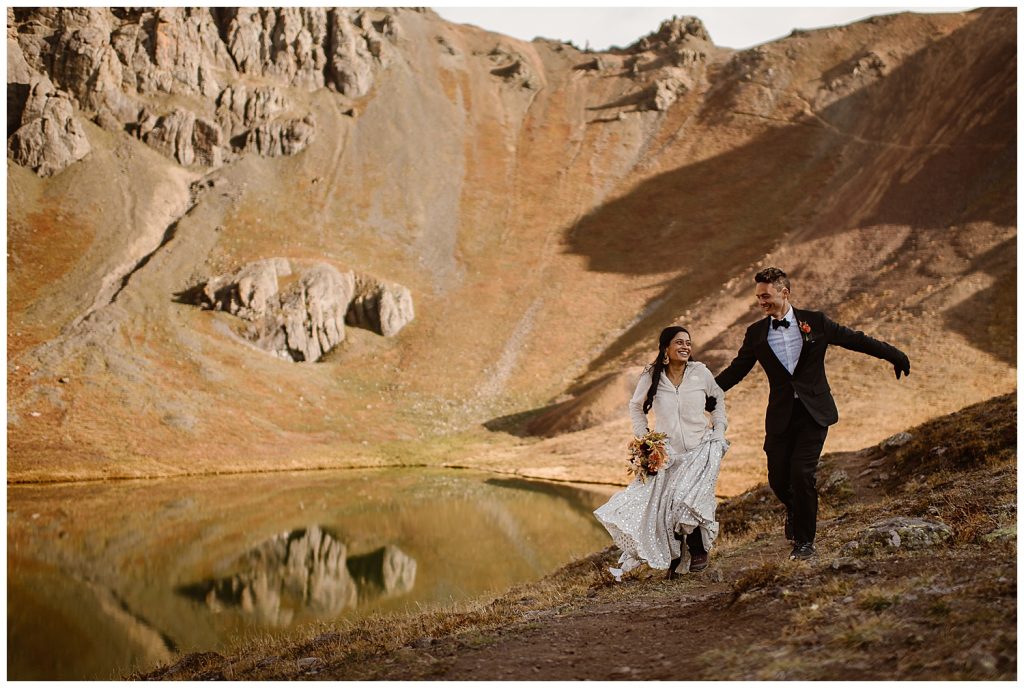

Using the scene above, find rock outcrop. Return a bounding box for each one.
[273,264,355,363]
[193,259,413,362]
[6,7,398,173]
[345,274,415,338]
[843,517,954,555]
[201,258,292,320]
[7,75,90,176]
[139,108,225,167]
[631,15,712,50]
[240,114,316,157]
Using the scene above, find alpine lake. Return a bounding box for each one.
[7,467,615,679]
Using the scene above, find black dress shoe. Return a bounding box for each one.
[790,541,816,560]
[784,510,795,541]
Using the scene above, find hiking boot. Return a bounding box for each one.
[790,541,816,560]
[689,551,709,572]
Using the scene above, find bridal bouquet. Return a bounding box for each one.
[627,431,669,482]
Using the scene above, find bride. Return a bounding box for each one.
[594,325,728,579]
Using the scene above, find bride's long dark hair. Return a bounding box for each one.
[643,325,693,414]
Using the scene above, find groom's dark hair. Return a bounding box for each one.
[754,266,790,291]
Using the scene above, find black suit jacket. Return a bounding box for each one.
[715,308,902,434]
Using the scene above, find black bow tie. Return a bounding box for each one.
[772,318,790,330]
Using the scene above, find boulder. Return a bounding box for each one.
[197,260,419,362]
[241,115,316,157]
[850,517,954,554]
[191,116,224,167]
[345,274,415,337]
[327,9,380,97]
[201,258,292,320]
[639,77,687,112]
[829,557,866,573]
[7,76,91,176]
[220,7,330,89]
[628,15,712,53]
[272,264,355,362]
[880,431,913,449]
[215,84,288,139]
[819,468,853,503]
[7,32,36,88]
[649,15,712,45]
[141,107,227,167]
[143,108,196,165]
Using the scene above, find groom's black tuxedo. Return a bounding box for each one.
[714,307,907,545]
[715,308,904,433]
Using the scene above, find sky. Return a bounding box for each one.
[433,6,977,51]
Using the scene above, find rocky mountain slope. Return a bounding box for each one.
[7,8,1016,485]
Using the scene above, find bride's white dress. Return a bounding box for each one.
[594,361,728,578]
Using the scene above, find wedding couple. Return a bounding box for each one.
[595,267,911,578]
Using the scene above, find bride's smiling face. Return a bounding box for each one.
[666,332,692,364]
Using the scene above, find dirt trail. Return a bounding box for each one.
[362,549,1012,681]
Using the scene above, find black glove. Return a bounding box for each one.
[704,395,717,412]
[891,350,911,380]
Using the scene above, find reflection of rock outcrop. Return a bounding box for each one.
[347,544,417,602]
[177,526,416,625]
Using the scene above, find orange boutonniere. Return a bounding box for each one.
[799,320,813,342]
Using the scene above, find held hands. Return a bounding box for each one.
[891,350,911,380]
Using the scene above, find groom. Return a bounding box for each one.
[714,267,910,560]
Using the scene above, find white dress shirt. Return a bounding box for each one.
[628,361,727,453]
[767,305,803,375]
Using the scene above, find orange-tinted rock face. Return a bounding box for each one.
[6,8,1016,486]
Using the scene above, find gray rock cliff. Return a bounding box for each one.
[7,7,398,173]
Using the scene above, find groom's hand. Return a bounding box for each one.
[704,395,717,412]
[892,350,911,380]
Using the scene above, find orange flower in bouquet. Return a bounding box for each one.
[627,431,669,482]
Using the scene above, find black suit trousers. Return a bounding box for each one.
[763,398,828,543]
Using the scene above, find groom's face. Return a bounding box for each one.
[755,281,790,319]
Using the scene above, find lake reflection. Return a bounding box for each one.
[177,527,417,625]
[7,468,613,680]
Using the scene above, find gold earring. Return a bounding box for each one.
[662,352,669,365]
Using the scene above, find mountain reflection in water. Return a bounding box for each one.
[8,468,612,680]
[178,526,416,625]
